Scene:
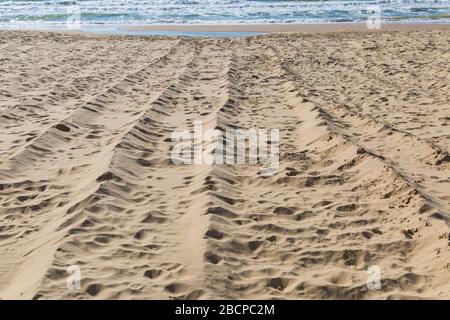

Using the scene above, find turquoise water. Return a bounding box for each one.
[0,0,449,29]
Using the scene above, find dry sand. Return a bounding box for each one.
[0,28,449,300]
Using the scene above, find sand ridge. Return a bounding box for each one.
[0,29,449,299]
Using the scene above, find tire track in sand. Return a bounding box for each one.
[268,43,450,224]
[34,39,237,299]
[0,39,194,299]
[0,39,179,166]
[198,38,449,299]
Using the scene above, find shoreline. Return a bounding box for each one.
[1,22,450,38]
[124,22,450,33]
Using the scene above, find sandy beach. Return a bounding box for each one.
[0,26,449,300]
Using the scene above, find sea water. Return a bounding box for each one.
[0,0,449,34]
